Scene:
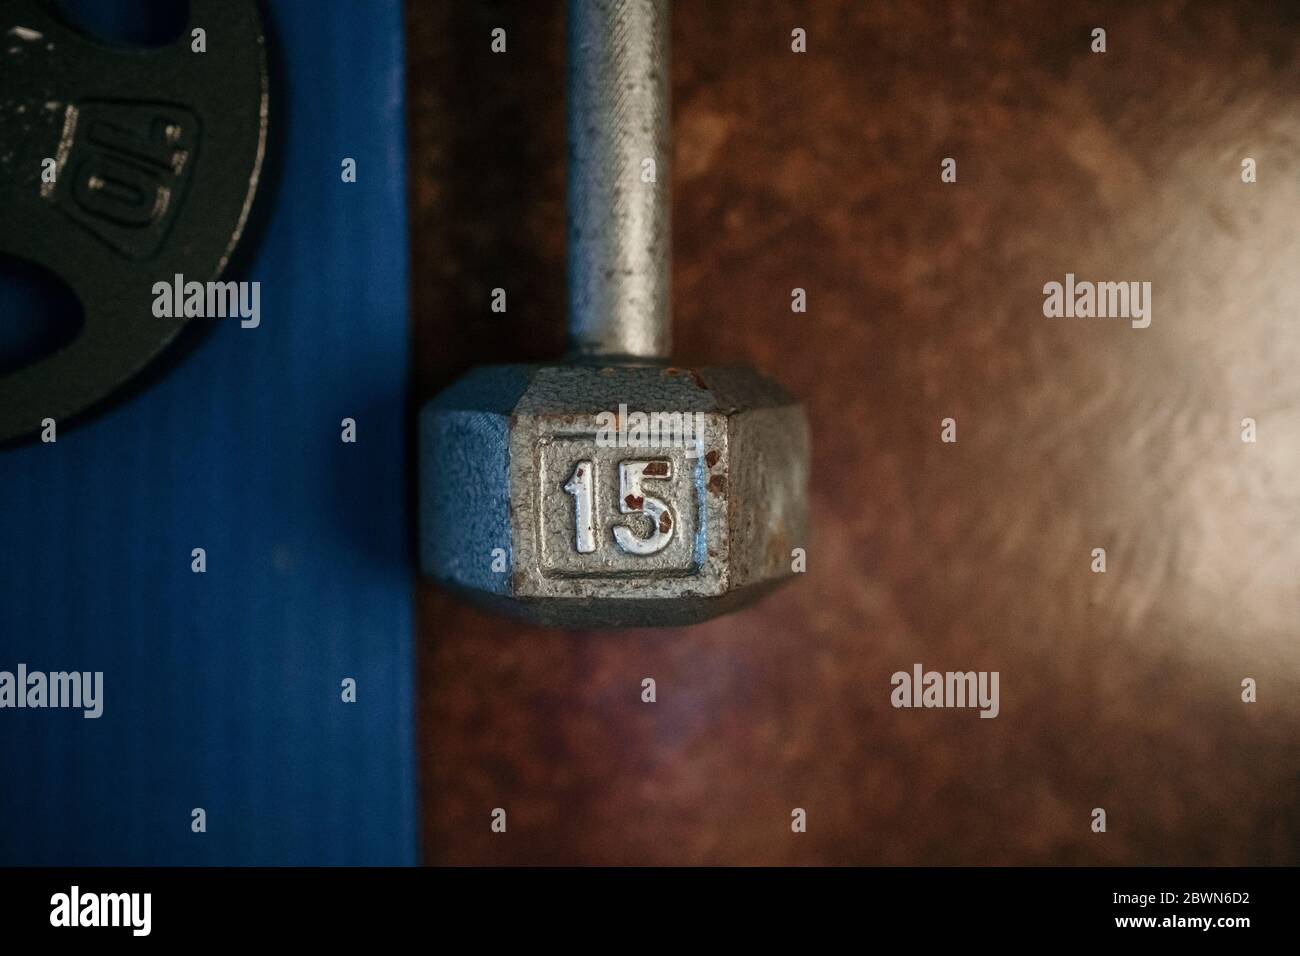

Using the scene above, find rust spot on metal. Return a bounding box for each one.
[659,512,672,534]
[625,494,644,510]
[704,449,720,468]
[575,467,584,478]
[642,460,669,476]
[707,475,727,495]
[663,366,680,376]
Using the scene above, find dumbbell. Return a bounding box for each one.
[418,0,808,627]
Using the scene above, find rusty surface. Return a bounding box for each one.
[408,0,1300,864]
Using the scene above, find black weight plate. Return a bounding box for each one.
[0,0,267,441]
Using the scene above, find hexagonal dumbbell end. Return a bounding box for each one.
[418,364,809,627]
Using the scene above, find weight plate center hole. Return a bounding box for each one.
[52,0,191,49]
[0,255,84,375]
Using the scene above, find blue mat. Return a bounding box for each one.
[0,0,416,865]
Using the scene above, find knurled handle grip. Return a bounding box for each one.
[566,0,671,361]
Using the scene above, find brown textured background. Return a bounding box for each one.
[407,0,1300,865]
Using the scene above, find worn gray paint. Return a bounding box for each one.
[419,363,808,627]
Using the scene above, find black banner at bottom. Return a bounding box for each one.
[0,866,1290,942]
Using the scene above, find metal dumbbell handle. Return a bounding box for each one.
[567,0,671,361]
